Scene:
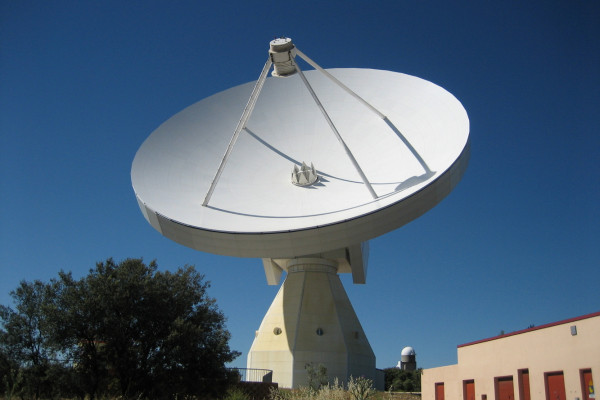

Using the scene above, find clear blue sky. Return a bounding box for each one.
[1,1,599,370]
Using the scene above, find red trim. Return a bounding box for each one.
[458,311,600,348]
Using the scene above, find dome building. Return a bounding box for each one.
[397,346,417,371]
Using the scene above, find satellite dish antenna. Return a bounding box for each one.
[131,37,470,388]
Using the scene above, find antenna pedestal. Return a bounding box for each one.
[247,257,375,388]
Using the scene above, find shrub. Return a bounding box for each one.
[223,387,251,400]
[347,376,376,400]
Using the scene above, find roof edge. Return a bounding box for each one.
[458,310,600,348]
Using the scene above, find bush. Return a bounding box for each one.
[223,387,251,400]
[268,376,375,400]
[305,363,328,391]
[347,376,376,400]
[383,368,421,392]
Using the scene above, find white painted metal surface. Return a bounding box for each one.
[131,68,470,258]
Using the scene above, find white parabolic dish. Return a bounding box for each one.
[131,68,470,258]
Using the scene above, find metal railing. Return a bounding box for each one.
[228,367,274,383]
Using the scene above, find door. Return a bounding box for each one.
[546,372,566,400]
[435,382,445,400]
[581,369,595,400]
[464,380,475,400]
[519,369,531,400]
[497,376,515,400]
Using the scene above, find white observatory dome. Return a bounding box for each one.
[401,346,415,356]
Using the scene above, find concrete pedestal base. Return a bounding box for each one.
[247,258,375,388]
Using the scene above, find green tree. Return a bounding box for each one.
[48,271,112,399]
[51,258,241,399]
[305,362,328,391]
[383,367,422,392]
[0,280,63,399]
[0,346,23,399]
[1,258,241,400]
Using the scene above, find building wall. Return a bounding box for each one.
[422,312,600,400]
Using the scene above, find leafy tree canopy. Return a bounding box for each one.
[0,258,240,399]
[383,367,422,392]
